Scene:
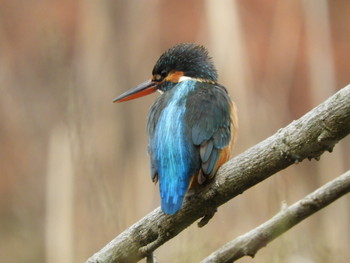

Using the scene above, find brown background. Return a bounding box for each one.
[0,0,349,262]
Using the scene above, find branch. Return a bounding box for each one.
[200,170,350,263]
[86,85,350,263]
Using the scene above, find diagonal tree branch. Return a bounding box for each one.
[86,85,350,263]
[200,170,350,263]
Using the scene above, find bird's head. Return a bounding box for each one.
[113,43,217,103]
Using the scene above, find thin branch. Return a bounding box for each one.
[86,85,350,263]
[200,170,350,263]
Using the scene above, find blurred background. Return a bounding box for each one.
[0,0,349,262]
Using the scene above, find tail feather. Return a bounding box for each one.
[161,196,184,215]
[159,171,190,214]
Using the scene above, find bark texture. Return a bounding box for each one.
[200,170,350,263]
[86,85,350,263]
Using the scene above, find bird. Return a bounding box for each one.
[113,43,238,215]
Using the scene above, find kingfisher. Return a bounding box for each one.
[113,43,238,215]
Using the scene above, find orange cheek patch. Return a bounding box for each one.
[165,71,184,83]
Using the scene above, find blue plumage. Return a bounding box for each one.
[113,43,236,215]
[149,80,198,214]
[147,78,233,214]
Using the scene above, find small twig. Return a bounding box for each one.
[146,253,157,263]
[200,170,350,263]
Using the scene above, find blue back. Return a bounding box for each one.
[148,80,199,214]
[147,79,232,215]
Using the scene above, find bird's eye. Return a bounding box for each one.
[154,70,168,81]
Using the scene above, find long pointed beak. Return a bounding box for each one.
[113,80,158,103]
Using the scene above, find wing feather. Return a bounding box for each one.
[185,83,234,178]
